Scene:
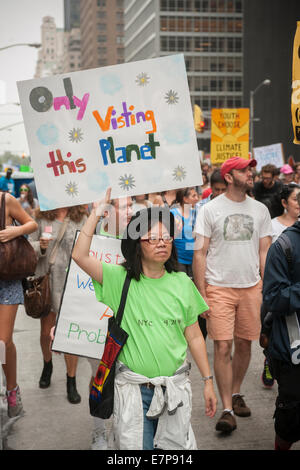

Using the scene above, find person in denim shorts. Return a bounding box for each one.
[0,192,37,418]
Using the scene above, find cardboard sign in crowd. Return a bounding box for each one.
[17,54,203,211]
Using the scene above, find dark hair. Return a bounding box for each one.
[210,169,224,186]
[121,207,178,281]
[20,183,35,208]
[277,183,300,215]
[174,187,195,207]
[261,164,277,176]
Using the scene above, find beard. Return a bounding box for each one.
[232,176,254,191]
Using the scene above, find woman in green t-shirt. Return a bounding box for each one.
[72,188,217,450]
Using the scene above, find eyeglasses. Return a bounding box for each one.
[140,235,173,245]
[20,188,29,192]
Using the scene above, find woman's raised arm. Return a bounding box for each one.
[72,188,111,284]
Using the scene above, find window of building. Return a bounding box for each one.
[235,57,242,71]
[98,35,107,42]
[185,57,192,71]
[177,17,185,31]
[169,37,176,51]
[98,23,106,31]
[97,0,106,6]
[161,37,168,50]
[235,0,242,13]
[169,17,177,31]
[235,38,242,52]
[202,99,209,110]
[210,0,218,11]
[177,37,185,50]
[161,17,168,31]
[194,57,202,71]
[227,0,235,12]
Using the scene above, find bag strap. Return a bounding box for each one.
[277,232,293,274]
[0,192,6,231]
[48,217,70,270]
[115,273,131,326]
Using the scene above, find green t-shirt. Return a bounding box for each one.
[93,263,208,378]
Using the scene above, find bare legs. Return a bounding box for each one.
[0,304,18,391]
[214,337,252,409]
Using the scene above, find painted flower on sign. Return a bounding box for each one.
[165,90,179,105]
[65,181,79,197]
[68,128,84,143]
[172,165,186,182]
[119,174,135,191]
[135,72,150,87]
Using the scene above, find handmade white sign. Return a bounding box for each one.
[51,233,124,360]
[253,143,284,171]
[17,54,202,211]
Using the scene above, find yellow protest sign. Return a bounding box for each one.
[210,108,249,165]
[292,21,300,145]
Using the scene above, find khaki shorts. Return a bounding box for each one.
[205,281,262,341]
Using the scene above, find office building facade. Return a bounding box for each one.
[35,16,65,78]
[124,0,243,145]
[243,0,300,161]
[80,0,124,70]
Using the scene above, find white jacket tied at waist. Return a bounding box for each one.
[113,361,197,450]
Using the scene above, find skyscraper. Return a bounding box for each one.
[34,16,65,78]
[64,0,81,31]
[243,0,300,161]
[124,0,243,147]
[80,0,124,70]
[63,0,81,73]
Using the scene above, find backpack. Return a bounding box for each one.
[261,232,300,365]
[259,232,293,348]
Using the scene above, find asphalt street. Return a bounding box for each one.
[2,305,300,451]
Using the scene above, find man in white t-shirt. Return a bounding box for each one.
[193,156,272,434]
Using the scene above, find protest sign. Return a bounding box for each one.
[253,143,284,171]
[210,108,249,165]
[52,233,124,360]
[292,21,300,145]
[17,54,202,211]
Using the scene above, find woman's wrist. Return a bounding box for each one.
[202,375,213,383]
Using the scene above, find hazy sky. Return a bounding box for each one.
[0,0,63,155]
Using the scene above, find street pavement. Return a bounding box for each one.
[3,305,300,451]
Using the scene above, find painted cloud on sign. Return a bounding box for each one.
[36,123,59,146]
[100,74,123,95]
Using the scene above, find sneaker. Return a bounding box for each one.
[90,428,108,450]
[261,358,275,388]
[6,385,23,418]
[215,411,237,433]
[232,394,251,417]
